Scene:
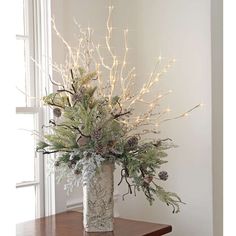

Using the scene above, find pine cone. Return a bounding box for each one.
[53,108,62,117]
[68,160,76,169]
[79,86,86,94]
[158,171,168,181]
[96,145,107,155]
[91,129,102,141]
[74,169,81,175]
[54,161,60,167]
[76,136,90,147]
[84,151,92,158]
[72,93,83,102]
[125,136,138,150]
[144,175,153,184]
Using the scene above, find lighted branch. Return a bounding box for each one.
[34,5,203,214]
[159,104,203,124]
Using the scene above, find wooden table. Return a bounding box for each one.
[16,211,172,236]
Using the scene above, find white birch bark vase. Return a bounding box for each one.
[82,162,114,232]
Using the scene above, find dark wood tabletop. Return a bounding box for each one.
[16,211,172,236]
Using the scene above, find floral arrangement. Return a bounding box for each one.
[36,6,201,214]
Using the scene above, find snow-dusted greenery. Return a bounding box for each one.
[36,69,184,213]
[36,7,200,213]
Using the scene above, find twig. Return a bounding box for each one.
[118,168,126,186]
[57,89,74,95]
[48,74,63,87]
[112,110,131,119]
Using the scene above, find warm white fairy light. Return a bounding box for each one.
[126,58,176,109]
[120,28,129,92]
[159,104,202,125]
[120,67,136,100]
[52,18,75,68]
[49,6,202,136]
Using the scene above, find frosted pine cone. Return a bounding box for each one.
[79,86,86,94]
[54,161,60,167]
[76,135,90,147]
[125,136,138,150]
[144,175,153,184]
[158,171,168,181]
[91,129,102,141]
[96,145,107,155]
[72,93,83,102]
[74,169,81,175]
[68,160,76,169]
[53,108,62,117]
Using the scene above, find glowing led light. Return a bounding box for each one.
[51,7,202,137]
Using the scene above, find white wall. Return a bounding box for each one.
[113,1,213,236]
[51,1,214,235]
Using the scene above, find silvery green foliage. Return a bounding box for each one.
[54,151,105,194]
[64,167,82,194]
[81,152,105,184]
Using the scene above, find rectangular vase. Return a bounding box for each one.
[82,162,114,232]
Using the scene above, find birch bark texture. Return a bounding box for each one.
[82,162,114,232]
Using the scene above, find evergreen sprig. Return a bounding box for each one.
[36,67,185,213]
